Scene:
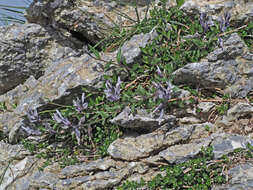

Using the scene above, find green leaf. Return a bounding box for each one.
[176,0,185,7]
[88,44,100,59]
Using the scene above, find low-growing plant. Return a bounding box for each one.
[118,146,228,190]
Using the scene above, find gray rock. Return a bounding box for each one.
[212,164,253,190]
[211,134,253,159]
[0,23,81,95]
[0,142,34,190]
[159,138,211,164]
[197,102,216,113]
[215,102,253,135]
[172,33,253,98]
[110,106,176,131]
[120,29,158,64]
[25,0,150,47]
[59,158,117,179]
[178,116,202,125]
[180,0,253,24]
[227,102,253,118]
[108,125,194,161]
[0,53,110,143]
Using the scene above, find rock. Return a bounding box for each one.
[172,33,253,98]
[155,0,253,25]
[212,164,253,190]
[108,125,194,161]
[59,158,117,179]
[0,23,81,95]
[110,106,176,131]
[215,102,253,136]
[0,0,253,189]
[180,0,253,25]
[0,53,109,143]
[25,0,151,47]
[211,134,253,159]
[159,138,211,164]
[178,116,202,125]
[196,102,216,120]
[120,29,158,64]
[189,123,215,142]
[0,142,35,190]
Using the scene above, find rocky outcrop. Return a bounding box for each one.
[0,0,253,189]
[159,0,253,24]
[25,0,151,47]
[0,23,81,95]
[172,33,253,98]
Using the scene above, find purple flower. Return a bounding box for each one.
[53,109,72,129]
[156,66,164,78]
[53,109,82,145]
[20,125,42,136]
[200,13,209,33]
[73,93,88,113]
[104,77,122,102]
[219,12,231,32]
[152,81,173,101]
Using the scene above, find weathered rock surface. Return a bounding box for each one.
[25,0,151,47]
[110,106,176,131]
[172,33,253,98]
[159,138,211,164]
[212,164,253,190]
[0,23,81,95]
[0,53,109,143]
[108,124,194,161]
[159,0,253,25]
[120,29,158,64]
[180,0,253,24]
[216,102,253,137]
[211,134,253,159]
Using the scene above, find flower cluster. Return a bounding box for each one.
[73,93,88,113]
[219,12,231,33]
[53,110,82,145]
[152,66,173,120]
[199,13,213,33]
[104,77,122,102]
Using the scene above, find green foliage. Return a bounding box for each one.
[176,0,185,7]
[118,147,228,190]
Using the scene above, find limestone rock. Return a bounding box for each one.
[0,53,108,143]
[159,138,211,164]
[172,33,253,98]
[211,134,253,159]
[212,164,253,190]
[215,102,253,136]
[110,106,176,131]
[25,0,151,47]
[0,23,81,95]
[120,29,158,64]
[108,125,194,161]
[160,0,253,25]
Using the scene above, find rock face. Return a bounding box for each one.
[212,164,253,190]
[25,0,151,47]
[0,0,253,190]
[160,0,253,24]
[172,33,253,98]
[0,23,81,95]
